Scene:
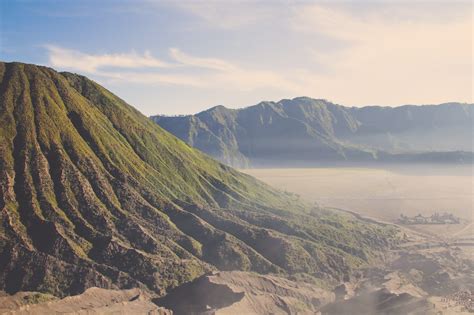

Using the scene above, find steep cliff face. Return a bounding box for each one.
[0,62,397,297]
[152,97,473,167]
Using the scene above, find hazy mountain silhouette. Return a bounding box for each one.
[152,97,473,167]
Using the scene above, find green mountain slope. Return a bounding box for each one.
[0,62,396,297]
[152,97,473,167]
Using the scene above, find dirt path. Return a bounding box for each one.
[453,221,474,238]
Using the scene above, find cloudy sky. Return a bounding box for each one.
[1,0,472,115]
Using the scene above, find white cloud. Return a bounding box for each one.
[169,48,237,72]
[45,45,171,73]
[44,45,300,92]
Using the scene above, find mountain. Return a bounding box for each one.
[151,97,473,167]
[0,62,397,298]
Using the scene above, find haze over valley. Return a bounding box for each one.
[243,165,473,238]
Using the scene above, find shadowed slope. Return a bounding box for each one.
[0,62,396,297]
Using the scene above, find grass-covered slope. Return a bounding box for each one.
[0,62,397,297]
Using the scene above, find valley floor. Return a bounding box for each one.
[243,165,473,239]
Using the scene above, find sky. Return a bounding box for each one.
[0,0,472,116]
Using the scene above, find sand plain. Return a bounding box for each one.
[243,165,473,239]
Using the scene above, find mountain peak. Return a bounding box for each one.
[0,61,397,297]
[200,104,228,113]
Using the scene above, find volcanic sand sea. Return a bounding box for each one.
[243,164,474,239]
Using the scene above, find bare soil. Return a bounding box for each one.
[0,288,169,314]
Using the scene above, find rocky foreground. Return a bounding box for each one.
[3,240,472,315]
[1,223,472,314]
[0,287,168,314]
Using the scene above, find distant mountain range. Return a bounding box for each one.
[151,97,473,167]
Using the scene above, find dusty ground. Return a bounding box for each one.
[156,271,334,315]
[0,288,169,314]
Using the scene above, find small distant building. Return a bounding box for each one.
[398,212,460,225]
